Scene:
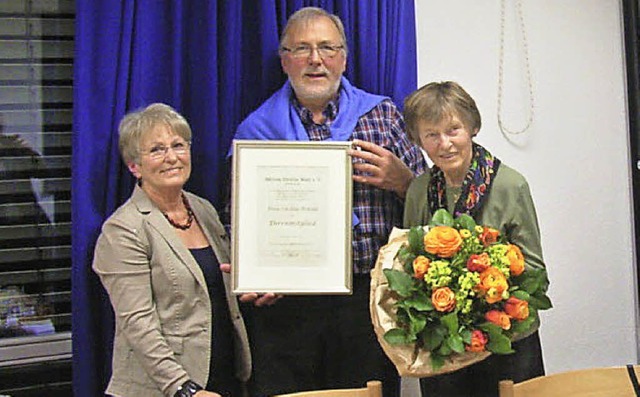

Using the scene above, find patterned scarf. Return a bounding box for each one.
[427,143,501,218]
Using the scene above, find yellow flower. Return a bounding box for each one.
[460,229,472,238]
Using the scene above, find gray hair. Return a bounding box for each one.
[279,7,348,55]
[118,103,192,164]
[403,81,482,143]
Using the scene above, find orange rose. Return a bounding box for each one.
[431,287,456,312]
[477,267,508,304]
[504,297,530,321]
[467,252,491,273]
[412,255,430,280]
[424,226,463,258]
[506,244,525,276]
[485,310,511,330]
[466,330,488,352]
[479,227,500,247]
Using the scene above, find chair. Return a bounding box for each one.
[273,380,383,397]
[499,365,640,397]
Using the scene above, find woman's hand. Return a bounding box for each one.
[219,264,283,306]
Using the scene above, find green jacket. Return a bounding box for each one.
[403,163,546,271]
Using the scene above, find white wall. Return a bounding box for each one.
[415,0,637,375]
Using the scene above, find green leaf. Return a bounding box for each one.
[395,307,410,325]
[519,276,542,294]
[438,341,453,356]
[408,227,426,253]
[478,322,503,339]
[440,311,460,335]
[405,292,434,311]
[519,269,550,294]
[529,293,553,310]
[430,354,445,371]
[383,269,415,297]
[434,324,449,338]
[396,246,416,271]
[446,334,465,353]
[511,290,531,301]
[486,332,514,354]
[460,328,472,344]
[422,324,446,351]
[408,310,428,336]
[384,328,414,345]
[511,315,536,334]
[456,214,477,231]
[431,209,454,227]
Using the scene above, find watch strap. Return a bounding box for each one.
[174,380,203,397]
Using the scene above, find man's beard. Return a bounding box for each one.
[289,75,341,105]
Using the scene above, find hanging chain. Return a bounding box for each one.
[497,0,535,136]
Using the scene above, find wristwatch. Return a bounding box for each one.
[174,380,203,397]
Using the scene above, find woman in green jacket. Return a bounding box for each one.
[403,81,546,397]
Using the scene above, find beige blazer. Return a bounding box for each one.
[93,185,251,397]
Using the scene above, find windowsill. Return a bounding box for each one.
[0,331,71,367]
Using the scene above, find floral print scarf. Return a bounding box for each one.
[427,143,501,218]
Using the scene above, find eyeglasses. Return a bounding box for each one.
[280,44,344,59]
[141,141,191,160]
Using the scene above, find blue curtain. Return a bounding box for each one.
[72,1,416,395]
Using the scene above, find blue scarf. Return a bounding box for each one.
[232,77,385,228]
[233,76,387,143]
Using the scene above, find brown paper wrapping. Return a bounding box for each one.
[369,227,491,378]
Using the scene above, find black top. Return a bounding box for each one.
[189,246,239,397]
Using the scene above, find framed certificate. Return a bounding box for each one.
[231,140,353,294]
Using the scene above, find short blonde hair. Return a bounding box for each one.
[403,81,481,143]
[279,7,348,55]
[118,103,192,164]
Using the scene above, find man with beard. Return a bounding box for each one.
[232,7,426,397]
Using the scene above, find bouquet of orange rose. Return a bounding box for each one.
[369,209,551,377]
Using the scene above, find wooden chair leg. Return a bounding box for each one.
[499,380,515,397]
[366,380,383,397]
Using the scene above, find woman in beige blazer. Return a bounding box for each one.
[92,103,251,397]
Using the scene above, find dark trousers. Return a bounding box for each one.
[244,275,400,397]
[419,332,545,397]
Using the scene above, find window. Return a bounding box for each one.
[0,0,73,394]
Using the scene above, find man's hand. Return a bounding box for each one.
[220,264,283,306]
[349,139,414,197]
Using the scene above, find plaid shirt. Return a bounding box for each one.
[293,95,426,274]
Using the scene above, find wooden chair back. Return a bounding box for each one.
[273,380,383,397]
[499,365,640,397]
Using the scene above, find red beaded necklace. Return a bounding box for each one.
[163,193,195,230]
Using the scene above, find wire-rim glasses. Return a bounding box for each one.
[141,141,191,160]
[280,44,344,59]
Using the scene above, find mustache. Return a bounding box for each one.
[303,68,329,74]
